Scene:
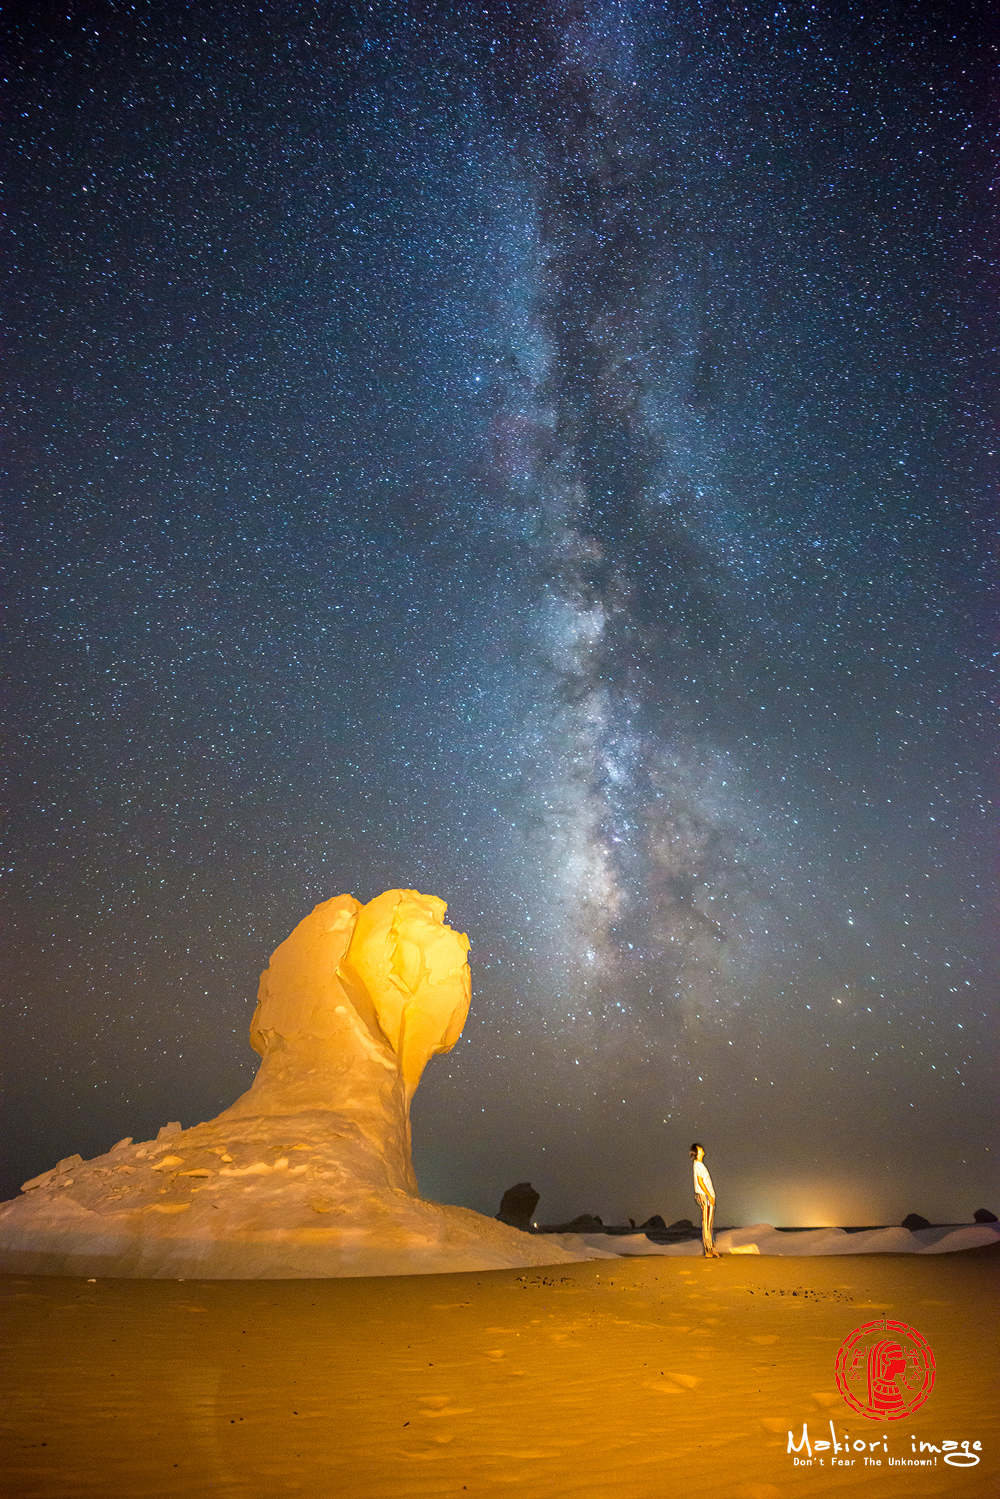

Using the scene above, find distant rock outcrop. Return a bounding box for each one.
[973,1208,998,1224]
[901,1213,931,1231]
[0,892,597,1279]
[537,1213,605,1232]
[496,1182,540,1231]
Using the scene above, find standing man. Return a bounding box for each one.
[690,1142,721,1257]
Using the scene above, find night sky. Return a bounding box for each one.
[4,0,996,1228]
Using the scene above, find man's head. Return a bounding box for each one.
[690,1142,705,1160]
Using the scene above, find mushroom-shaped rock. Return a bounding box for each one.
[0,890,592,1277]
[226,890,469,1191]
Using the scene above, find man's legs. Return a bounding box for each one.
[698,1194,717,1256]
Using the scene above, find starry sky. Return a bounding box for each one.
[4,0,997,1227]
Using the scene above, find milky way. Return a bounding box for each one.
[4,0,996,1226]
[488,3,774,1026]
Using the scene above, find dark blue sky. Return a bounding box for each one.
[4,0,996,1226]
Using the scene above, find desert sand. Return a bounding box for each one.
[3,1243,997,1499]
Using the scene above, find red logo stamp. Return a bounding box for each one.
[835,1318,936,1421]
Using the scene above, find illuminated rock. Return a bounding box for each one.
[228,889,470,1191]
[0,891,591,1279]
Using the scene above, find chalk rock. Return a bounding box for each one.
[231,888,471,1192]
[496,1182,540,1231]
[0,891,596,1279]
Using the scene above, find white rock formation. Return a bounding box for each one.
[0,890,594,1278]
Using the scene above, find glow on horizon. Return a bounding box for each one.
[737,1178,883,1229]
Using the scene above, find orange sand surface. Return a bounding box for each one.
[4,1244,997,1499]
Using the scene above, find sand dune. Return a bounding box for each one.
[3,1243,997,1498]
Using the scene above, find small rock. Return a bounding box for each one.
[902,1213,931,1231]
[973,1208,998,1224]
[157,1123,182,1140]
[21,1168,57,1193]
